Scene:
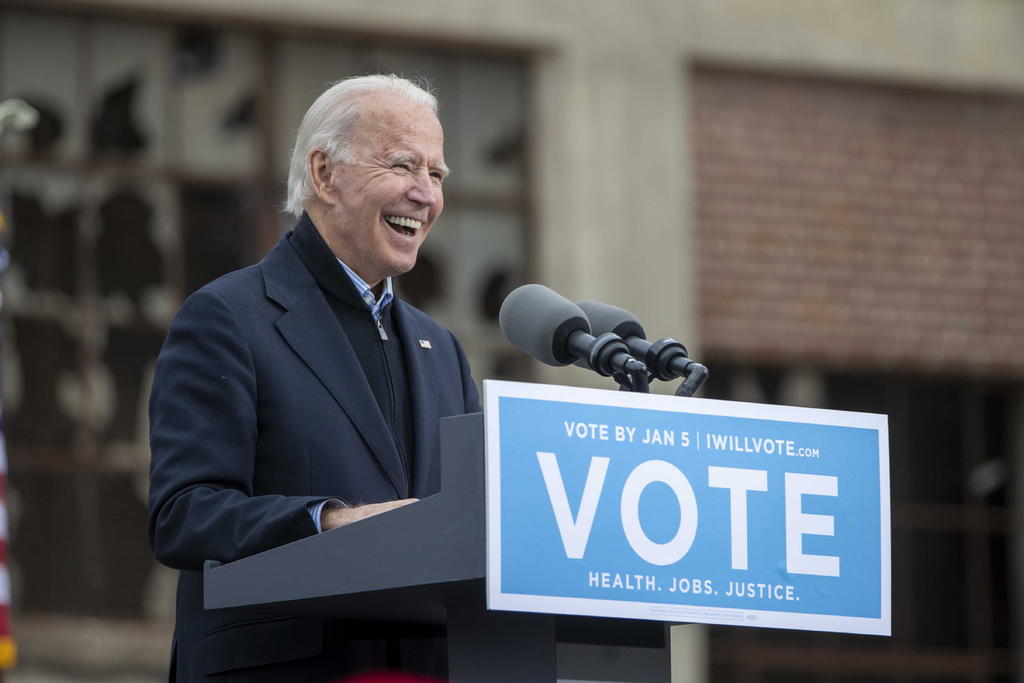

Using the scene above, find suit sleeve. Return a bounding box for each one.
[148,289,324,571]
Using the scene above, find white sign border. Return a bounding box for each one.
[483,379,891,636]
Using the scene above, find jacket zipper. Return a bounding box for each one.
[377,315,410,496]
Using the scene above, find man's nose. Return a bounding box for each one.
[406,172,439,206]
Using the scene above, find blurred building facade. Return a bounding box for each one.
[0,0,1022,681]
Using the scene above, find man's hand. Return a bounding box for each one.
[321,498,419,531]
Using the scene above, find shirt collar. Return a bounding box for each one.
[336,258,393,321]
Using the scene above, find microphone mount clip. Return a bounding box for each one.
[569,331,651,393]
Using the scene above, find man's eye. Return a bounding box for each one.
[393,162,412,171]
[430,171,444,183]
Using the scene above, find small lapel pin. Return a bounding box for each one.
[418,339,432,349]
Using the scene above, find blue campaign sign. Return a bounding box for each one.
[484,380,890,635]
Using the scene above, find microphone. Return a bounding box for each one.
[577,300,708,396]
[499,284,649,380]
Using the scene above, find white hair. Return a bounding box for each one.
[284,74,438,217]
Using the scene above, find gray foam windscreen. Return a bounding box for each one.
[577,300,646,340]
[499,284,589,366]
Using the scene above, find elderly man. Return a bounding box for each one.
[148,75,479,681]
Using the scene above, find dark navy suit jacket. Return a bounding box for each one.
[148,221,479,680]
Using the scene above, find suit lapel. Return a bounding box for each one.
[392,302,440,499]
[263,236,406,498]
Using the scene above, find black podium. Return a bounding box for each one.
[204,413,670,681]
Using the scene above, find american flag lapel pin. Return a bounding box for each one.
[419,339,432,349]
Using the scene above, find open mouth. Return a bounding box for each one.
[384,214,423,237]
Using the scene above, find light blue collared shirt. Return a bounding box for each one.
[337,258,393,321]
[308,259,396,532]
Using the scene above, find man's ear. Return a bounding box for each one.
[308,149,336,205]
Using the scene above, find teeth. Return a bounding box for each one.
[385,215,422,230]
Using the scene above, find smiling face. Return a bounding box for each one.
[308,91,447,290]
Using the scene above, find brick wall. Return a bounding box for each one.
[692,67,1024,377]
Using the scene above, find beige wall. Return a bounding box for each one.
[685,0,1024,91]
